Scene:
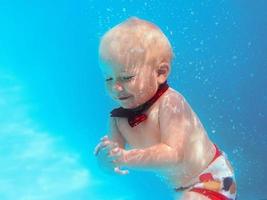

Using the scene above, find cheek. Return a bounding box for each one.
[104,83,110,90]
[104,83,114,96]
[131,77,157,99]
[126,77,144,94]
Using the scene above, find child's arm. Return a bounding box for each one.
[113,143,181,171]
[109,117,126,148]
[113,93,193,171]
[94,117,128,174]
[94,117,125,154]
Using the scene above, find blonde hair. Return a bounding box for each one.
[99,17,173,69]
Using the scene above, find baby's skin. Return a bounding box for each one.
[94,18,235,200]
[94,60,229,200]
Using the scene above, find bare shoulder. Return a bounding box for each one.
[159,87,188,110]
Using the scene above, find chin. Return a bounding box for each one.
[122,101,145,109]
[119,101,137,109]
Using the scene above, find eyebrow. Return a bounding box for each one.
[103,70,135,78]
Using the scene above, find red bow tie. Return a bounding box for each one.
[110,81,169,127]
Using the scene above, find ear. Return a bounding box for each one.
[156,62,170,84]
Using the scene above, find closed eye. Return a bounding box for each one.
[122,76,135,81]
[105,77,113,82]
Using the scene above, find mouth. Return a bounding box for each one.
[118,96,132,100]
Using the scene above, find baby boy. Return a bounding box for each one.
[94,17,236,200]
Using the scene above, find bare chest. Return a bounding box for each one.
[116,105,161,148]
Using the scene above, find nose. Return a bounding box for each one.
[112,81,124,92]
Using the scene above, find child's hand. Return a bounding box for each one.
[94,135,116,156]
[94,135,129,175]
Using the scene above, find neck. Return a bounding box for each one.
[110,81,169,127]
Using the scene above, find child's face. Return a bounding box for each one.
[100,58,160,109]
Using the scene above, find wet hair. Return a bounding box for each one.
[99,17,173,69]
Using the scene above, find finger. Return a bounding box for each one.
[102,141,116,151]
[100,135,109,142]
[94,140,111,156]
[109,147,122,157]
[94,142,103,156]
[95,139,119,156]
[104,140,119,150]
[111,147,120,154]
[98,146,113,157]
[114,167,129,175]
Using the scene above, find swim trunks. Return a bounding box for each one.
[175,144,237,200]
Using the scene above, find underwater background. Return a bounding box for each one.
[0,0,266,199]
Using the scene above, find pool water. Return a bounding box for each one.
[0,1,266,199]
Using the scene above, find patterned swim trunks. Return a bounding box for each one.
[175,144,237,200]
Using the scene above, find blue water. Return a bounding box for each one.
[0,1,266,199]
